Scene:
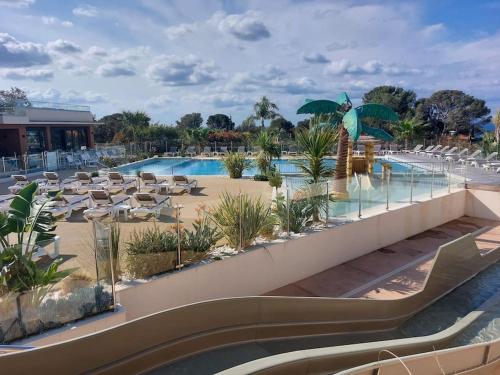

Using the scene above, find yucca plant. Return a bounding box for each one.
[222,152,250,178]
[273,194,313,233]
[254,130,281,174]
[210,192,273,249]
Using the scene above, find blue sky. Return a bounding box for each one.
[1,0,499,124]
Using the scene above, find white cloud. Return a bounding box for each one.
[0,33,51,67]
[73,4,98,17]
[420,23,446,38]
[0,0,34,7]
[87,45,108,57]
[164,23,196,40]
[41,16,73,27]
[146,55,218,86]
[214,11,271,41]
[146,94,172,109]
[303,52,330,64]
[326,59,421,76]
[28,88,108,104]
[47,39,82,54]
[0,68,53,81]
[96,62,135,77]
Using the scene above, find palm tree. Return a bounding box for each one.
[254,130,281,174]
[393,119,422,150]
[294,119,338,183]
[254,96,279,128]
[297,92,398,197]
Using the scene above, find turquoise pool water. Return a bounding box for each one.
[117,157,412,176]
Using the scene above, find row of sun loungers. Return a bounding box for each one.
[164,145,300,157]
[3,171,198,221]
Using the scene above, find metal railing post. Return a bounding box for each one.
[2,157,5,173]
[175,204,183,269]
[386,169,390,210]
[448,159,452,193]
[239,193,243,250]
[430,163,435,198]
[325,180,329,225]
[357,174,362,219]
[286,186,290,236]
[410,166,414,203]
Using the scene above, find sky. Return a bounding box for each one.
[0,0,499,125]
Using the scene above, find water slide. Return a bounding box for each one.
[0,232,498,375]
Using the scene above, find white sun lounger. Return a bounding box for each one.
[8,175,29,194]
[45,194,89,219]
[458,150,481,165]
[471,152,498,168]
[140,172,171,193]
[169,175,198,194]
[130,193,171,218]
[83,190,130,220]
[107,172,137,193]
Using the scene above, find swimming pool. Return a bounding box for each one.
[117,157,413,176]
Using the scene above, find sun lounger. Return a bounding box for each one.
[403,144,423,153]
[429,145,448,157]
[140,172,171,193]
[169,175,198,194]
[201,146,212,157]
[479,152,499,170]
[471,152,498,168]
[217,146,229,156]
[75,172,107,194]
[417,145,434,155]
[84,190,130,220]
[164,147,178,157]
[458,149,481,165]
[436,146,457,159]
[288,145,299,156]
[445,148,468,161]
[0,194,14,214]
[107,172,137,193]
[8,175,29,194]
[237,146,246,155]
[45,194,89,219]
[130,193,171,218]
[185,146,197,157]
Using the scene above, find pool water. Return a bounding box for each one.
[116,157,413,177]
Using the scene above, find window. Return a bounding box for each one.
[26,127,46,153]
[51,127,88,151]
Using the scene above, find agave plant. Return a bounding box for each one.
[210,192,274,249]
[297,93,399,196]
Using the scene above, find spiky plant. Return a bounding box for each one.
[222,152,250,178]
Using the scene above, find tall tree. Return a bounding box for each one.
[297,93,398,196]
[269,116,294,137]
[237,115,258,133]
[253,96,279,127]
[414,90,491,140]
[362,86,416,120]
[493,109,500,147]
[206,113,235,130]
[176,113,203,129]
[392,119,423,149]
[122,111,151,127]
[0,87,29,110]
[96,113,125,143]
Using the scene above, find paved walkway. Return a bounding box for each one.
[266,216,500,299]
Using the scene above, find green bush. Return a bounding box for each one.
[210,192,273,248]
[124,224,178,278]
[273,194,313,233]
[101,157,117,168]
[183,215,221,253]
[222,153,249,178]
[253,174,268,181]
[268,170,283,191]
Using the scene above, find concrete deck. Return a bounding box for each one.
[266,216,500,299]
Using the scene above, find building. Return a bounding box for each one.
[0,100,98,156]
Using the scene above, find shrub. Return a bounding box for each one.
[273,194,313,233]
[210,192,273,249]
[183,208,221,263]
[222,153,249,178]
[253,174,268,181]
[268,170,283,191]
[101,157,117,168]
[124,224,178,278]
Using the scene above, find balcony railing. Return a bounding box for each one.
[0,100,90,114]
